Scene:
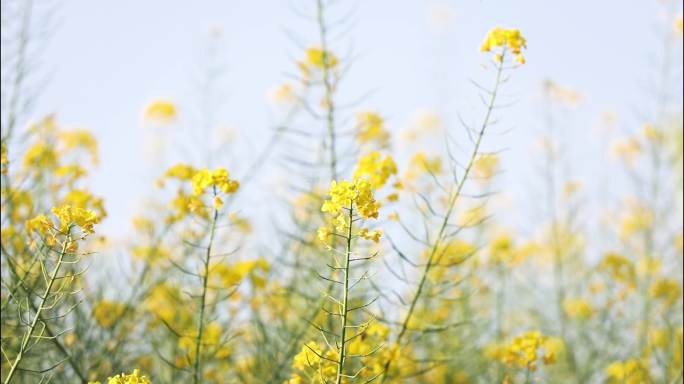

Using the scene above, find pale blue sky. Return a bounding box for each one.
[32,0,683,237]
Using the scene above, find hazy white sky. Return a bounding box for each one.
[31,0,683,237]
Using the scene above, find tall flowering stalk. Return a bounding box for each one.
[4,206,99,383]
[378,27,527,382]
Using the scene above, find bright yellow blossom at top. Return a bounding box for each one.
[480,27,527,64]
[319,178,381,242]
[353,151,398,189]
[143,99,177,123]
[51,204,100,234]
[191,167,239,196]
[27,205,99,237]
[321,179,379,220]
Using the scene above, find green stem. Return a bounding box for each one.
[379,54,506,384]
[193,200,219,384]
[335,204,354,384]
[4,232,71,384]
[315,0,337,181]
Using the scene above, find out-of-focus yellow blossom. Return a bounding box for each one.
[610,136,642,164]
[563,298,594,320]
[648,328,670,350]
[426,239,476,281]
[59,129,99,164]
[543,80,583,106]
[412,109,441,131]
[619,199,654,239]
[229,212,252,233]
[145,283,193,331]
[675,13,683,34]
[143,99,177,123]
[298,46,338,82]
[213,195,223,209]
[268,82,297,104]
[401,109,441,141]
[131,244,169,265]
[353,151,398,189]
[191,167,239,196]
[405,151,443,180]
[480,27,527,64]
[544,80,583,106]
[92,300,126,328]
[434,239,476,266]
[1,142,8,174]
[641,122,664,142]
[563,180,582,198]
[317,227,333,242]
[605,359,651,384]
[55,164,88,186]
[164,163,197,181]
[209,258,270,290]
[359,227,382,243]
[355,111,390,147]
[88,368,151,384]
[637,256,661,278]
[490,232,514,263]
[649,277,682,306]
[599,252,636,288]
[459,204,487,226]
[499,331,556,371]
[23,142,58,170]
[25,214,53,236]
[473,153,499,180]
[303,46,338,69]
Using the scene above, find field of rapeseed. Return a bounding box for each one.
[1,1,683,383]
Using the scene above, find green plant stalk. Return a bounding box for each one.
[4,232,71,384]
[315,0,337,181]
[379,55,505,383]
[335,204,354,384]
[1,244,87,383]
[542,90,580,382]
[193,200,219,384]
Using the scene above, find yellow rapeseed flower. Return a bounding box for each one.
[353,151,398,189]
[480,27,527,64]
[143,99,177,123]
